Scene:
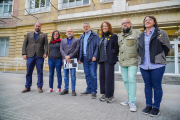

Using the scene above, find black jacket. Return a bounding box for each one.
[137,27,171,64]
[98,33,119,64]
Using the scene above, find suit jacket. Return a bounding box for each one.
[60,37,80,59]
[98,33,119,64]
[22,31,48,57]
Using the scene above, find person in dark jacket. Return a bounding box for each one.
[98,21,119,103]
[21,22,48,93]
[78,22,100,99]
[47,30,62,93]
[137,15,170,117]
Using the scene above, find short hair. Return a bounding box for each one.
[34,22,41,26]
[83,22,90,27]
[99,21,114,35]
[66,28,73,32]
[143,15,158,30]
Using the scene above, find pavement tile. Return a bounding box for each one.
[0,72,180,120]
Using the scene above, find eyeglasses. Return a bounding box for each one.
[102,26,108,28]
[54,33,59,35]
[144,18,153,23]
[121,22,130,25]
[35,26,41,28]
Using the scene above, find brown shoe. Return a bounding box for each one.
[59,89,68,95]
[38,87,43,93]
[72,90,76,96]
[22,88,30,93]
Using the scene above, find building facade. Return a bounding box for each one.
[0,0,180,76]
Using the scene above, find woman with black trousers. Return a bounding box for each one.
[137,15,170,116]
[98,21,119,103]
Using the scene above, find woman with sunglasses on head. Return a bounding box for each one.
[47,30,62,93]
[137,15,170,116]
[98,21,119,103]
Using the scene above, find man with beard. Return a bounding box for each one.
[60,28,80,96]
[22,22,48,93]
[118,18,141,112]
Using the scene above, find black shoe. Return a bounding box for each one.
[91,93,96,99]
[59,89,68,95]
[142,106,152,115]
[81,91,91,95]
[72,90,77,96]
[99,94,106,102]
[149,108,160,117]
[106,96,115,103]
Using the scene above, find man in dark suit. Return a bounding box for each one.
[21,22,48,93]
[60,28,80,96]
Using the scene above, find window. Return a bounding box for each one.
[0,0,13,18]
[62,0,89,9]
[28,0,50,13]
[0,37,9,56]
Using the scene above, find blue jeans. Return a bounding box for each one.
[140,66,165,109]
[48,58,62,89]
[25,54,44,88]
[83,56,97,93]
[121,66,138,103]
[63,63,76,90]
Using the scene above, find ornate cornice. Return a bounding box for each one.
[55,5,180,25]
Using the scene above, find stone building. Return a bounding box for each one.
[0,0,180,76]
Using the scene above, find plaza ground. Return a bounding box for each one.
[0,72,180,120]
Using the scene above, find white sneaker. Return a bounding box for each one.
[129,102,137,112]
[47,88,53,93]
[56,88,61,93]
[120,100,129,106]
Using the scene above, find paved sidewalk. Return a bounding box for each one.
[0,72,180,120]
[4,70,180,85]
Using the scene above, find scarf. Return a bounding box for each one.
[102,31,110,37]
[51,39,61,44]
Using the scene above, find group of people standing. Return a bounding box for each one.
[21,15,170,117]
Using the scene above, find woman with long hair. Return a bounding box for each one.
[98,21,119,103]
[47,30,62,93]
[137,15,170,116]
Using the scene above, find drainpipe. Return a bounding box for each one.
[92,0,95,10]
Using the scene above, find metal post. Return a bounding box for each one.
[16,62,18,71]
[4,62,6,71]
